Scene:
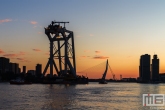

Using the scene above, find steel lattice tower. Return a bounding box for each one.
[43,21,76,78]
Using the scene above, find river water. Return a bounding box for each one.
[0,82,165,110]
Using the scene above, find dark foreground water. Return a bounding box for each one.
[0,82,165,110]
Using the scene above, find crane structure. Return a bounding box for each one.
[43,21,76,78]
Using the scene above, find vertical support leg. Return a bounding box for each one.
[64,38,68,75]
[58,40,62,76]
[50,41,53,78]
[71,33,76,74]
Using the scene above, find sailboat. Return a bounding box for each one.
[99,59,108,84]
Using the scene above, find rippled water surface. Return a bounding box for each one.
[0,82,165,110]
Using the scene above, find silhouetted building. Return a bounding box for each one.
[0,57,10,74]
[23,66,26,74]
[9,62,20,74]
[27,70,35,76]
[9,62,15,73]
[36,64,42,76]
[121,78,136,82]
[159,73,165,82]
[139,54,151,82]
[120,75,122,80]
[151,54,159,81]
[18,68,21,74]
[14,63,19,74]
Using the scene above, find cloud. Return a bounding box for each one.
[0,49,5,54]
[30,21,37,25]
[93,56,109,59]
[2,51,26,57]
[16,58,31,62]
[3,54,18,57]
[18,51,26,55]
[0,19,12,24]
[95,51,101,54]
[32,49,41,52]
[90,34,94,37]
[16,58,24,60]
[81,56,86,58]
[2,51,30,62]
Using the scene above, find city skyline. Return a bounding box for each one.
[0,0,165,79]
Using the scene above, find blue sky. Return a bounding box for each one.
[0,0,165,78]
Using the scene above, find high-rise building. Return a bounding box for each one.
[23,66,26,74]
[9,62,20,74]
[9,62,15,73]
[139,54,151,82]
[151,54,159,81]
[14,63,19,74]
[0,57,10,74]
[36,64,42,76]
[18,68,21,74]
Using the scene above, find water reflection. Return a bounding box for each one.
[137,83,163,110]
[0,83,165,110]
[37,83,165,110]
[42,84,77,110]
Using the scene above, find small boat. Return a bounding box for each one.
[10,78,32,85]
[10,79,24,84]
[99,80,107,84]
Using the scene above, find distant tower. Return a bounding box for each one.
[18,68,21,74]
[113,75,115,80]
[120,75,122,80]
[9,63,15,73]
[43,21,76,78]
[139,54,151,82]
[23,66,26,74]
[151,54,159,81]
[0,57,10,74]
[36,64,42,76]
[16,63,19,74]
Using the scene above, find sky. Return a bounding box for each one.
[0,0,165,79]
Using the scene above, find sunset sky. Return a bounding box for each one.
[0,0,165,79]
